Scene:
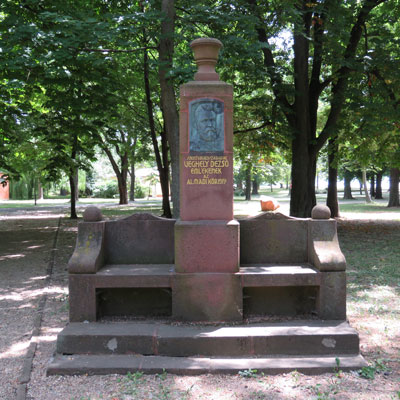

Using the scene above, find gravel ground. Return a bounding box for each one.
[0,209,399,399]
[0,214,61,399]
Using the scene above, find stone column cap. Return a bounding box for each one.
[190,37,223,81]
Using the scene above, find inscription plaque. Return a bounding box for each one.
[189,98,224,153]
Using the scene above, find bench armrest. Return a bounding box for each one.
[68,221,105,273]
[308,220,346,272]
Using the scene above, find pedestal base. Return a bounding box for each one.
[172,273,242,321]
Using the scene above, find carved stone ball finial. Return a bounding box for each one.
[190,38,223,81]
[83,206,103,222]
[311,204,331,219]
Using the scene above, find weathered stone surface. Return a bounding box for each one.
[239,215,308,264]
[83,206,103,222]
[190,37,222,81]
[308,220,346,271]
[312,204,331,219]
[172,273,242,321]
[104,213,175,264]
[56,320,360,357]
[47,354,367,376]
[175,220,239,273]
[318,271,347,320]
[69,275,97,322]
[238,264,320,287]
[68,221,105,274]
[243,286,318,316]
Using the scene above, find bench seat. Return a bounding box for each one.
[96,264,175,287]
[238,264,320,287]
[80,263,320,289]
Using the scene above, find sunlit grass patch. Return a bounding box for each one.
[340,202,400,214]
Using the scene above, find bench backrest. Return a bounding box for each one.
[239,213,308,264]
[104,213,176,264]
[103,212,311,265]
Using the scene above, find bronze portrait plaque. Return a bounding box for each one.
[189,98,224,153]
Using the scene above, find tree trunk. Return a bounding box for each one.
[290,149,317,217]
[375,171,383,199]
[158,0,180,218]
[102,145,129,205]
[388,167,399,207]
[290,27,317,218]
[117,169,128,205]
[326,138,339,217]
[343,169,354,199]
[74,169,79,201]
[250,0,382,217]
[69,174,78,219]
[251,180,259,195]
[143,45,172,218]
[369,173,375,198]
[362,168,372,203]
[245,165,251,200]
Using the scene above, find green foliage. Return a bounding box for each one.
[238,368,258,378]
[92,182,118,198]
[2,0,400,216]
[359,359,390,380]
[134,183,146,199]
[121,371,144,397]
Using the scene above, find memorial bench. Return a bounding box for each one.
[68,206,346,322]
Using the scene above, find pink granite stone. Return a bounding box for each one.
[175,220,239,273]
[179,82,234,221]
[172,273,242,321]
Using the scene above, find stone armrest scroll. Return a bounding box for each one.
[308,205,346,272]
[68,207,105,274]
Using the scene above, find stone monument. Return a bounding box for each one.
[48,38,366,376]
[173,38,241,321]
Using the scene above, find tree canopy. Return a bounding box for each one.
[1,0,399,216]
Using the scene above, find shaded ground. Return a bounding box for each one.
[0,206,399,399]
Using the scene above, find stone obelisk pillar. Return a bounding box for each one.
[173,38,242,321]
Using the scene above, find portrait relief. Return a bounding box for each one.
[189,98,224,153]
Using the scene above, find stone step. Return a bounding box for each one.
[47,354,367,376]
[57,320,360,357]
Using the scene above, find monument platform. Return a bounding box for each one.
[48,37,365,376]
[48,320,366,375]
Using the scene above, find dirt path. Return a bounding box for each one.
[0,212,399,399]
[0,216,61,399]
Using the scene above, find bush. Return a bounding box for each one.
[234,189,245,196]
[134,184,146,199]
[93,182,119,198]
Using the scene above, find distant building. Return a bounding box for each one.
[0,173,10,200]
